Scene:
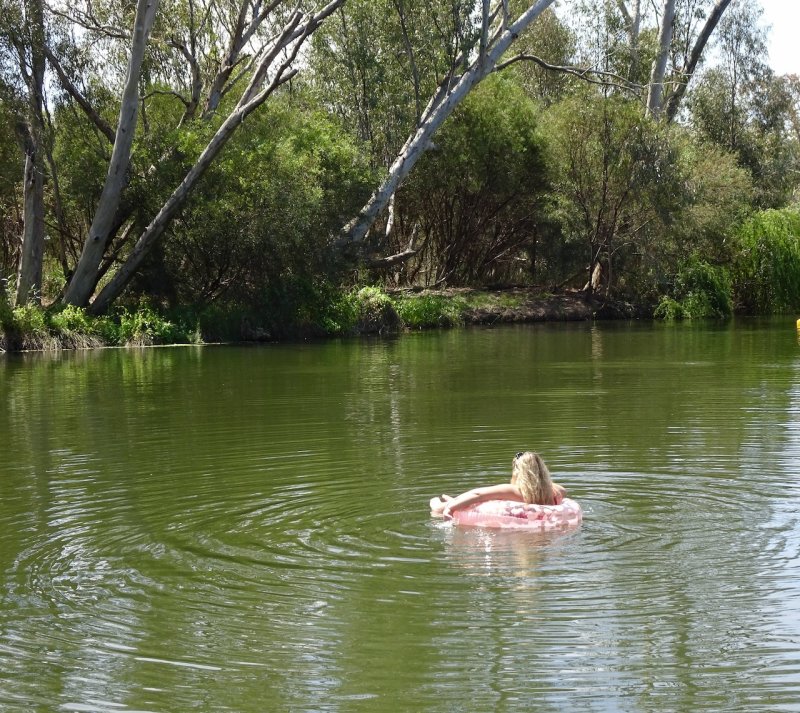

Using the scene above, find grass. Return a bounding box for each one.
[0,286,563,353]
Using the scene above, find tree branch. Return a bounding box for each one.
[44,46,116,144]
[664,0,733,123]
[496,53,644,97]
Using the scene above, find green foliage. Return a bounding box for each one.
[115,301,184,345]
[541,92,681,293]
[310,0,475,169]
[654,259,732,319]
[319,291,360,336]
[686,4,799,210]
[393,293,465,328]
[0,99,21,278]
[11,302,47,333]
[150,95,375,308]
[0,288,12,329]
[0,298,201,350]
[732,208,800,314]
[668,136,753,265]
[1,0,795,329]
[48,304,94,333]
[3,302,55,350]
[354,286,401,333]
[652,296,685,320]
[394,75,550,286]
[507,8,575,106]
[46,304,110,348]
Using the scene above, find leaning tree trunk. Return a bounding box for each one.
[62,0,160,307]
[87,1,345,314]
[14,0,47,307]
[664,0,733,123]
[339,0,558,249]
[645,0,676,119]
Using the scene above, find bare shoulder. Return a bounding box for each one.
[430,496,446,515]
[474,483,523,500]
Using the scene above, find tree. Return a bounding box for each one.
[560,0,734,122]
[50,0,346,313]
[0,97,22,282]
[663,0,733,122]
[337,0,559,256]
[388,75,551,286]
[154,95,374,309]
[0,0,47,305]
[504,7,576,105]
[688,3,799,207]
[10,0,559,312]
[310,0,461,171]
[542,93,683,294]
[61,0,160,308]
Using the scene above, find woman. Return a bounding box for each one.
[430,451,567,519]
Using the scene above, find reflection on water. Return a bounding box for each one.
[1,320,800,711]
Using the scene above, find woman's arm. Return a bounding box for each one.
[552,482,567,505]
[442,483,522,518]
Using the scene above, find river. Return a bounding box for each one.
[1,319,799,711]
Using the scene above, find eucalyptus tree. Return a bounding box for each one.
[47,0,346,312]
[0,97,22,282]
[787,75,800,143]
[611,0,734,120]
[0,0,47,305]
[541,93,678,294]
[385,75,551,287]
[662,0,733,121]
[310,0,458,171]
[688,3,798,207]
[644,0,676,118]
[558,0,734,121]
[33,0,560,310]
[0,0,346,311]
[502,7,576,105]
[337,0,559,261]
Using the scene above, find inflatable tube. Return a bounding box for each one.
[449,498,582,530]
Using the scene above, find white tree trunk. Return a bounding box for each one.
[62,0,160,306]
[646,0,676,119]
[14,0,47,307]
[87,1,346,314]
[628,0,642,78]
[88,84,290,314]
[340,0,558,248]
[664,0,733,123]
[15,139,45,306]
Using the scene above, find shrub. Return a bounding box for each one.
[393,294,465,328]
[654,258,732,319]
[116,302,182,345]
[8,303,57,350]
[353,286,401,334]
[732,208,800,314]
[320,291,359,336]
[48,304,106,349]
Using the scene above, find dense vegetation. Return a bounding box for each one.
[1,0,799,349]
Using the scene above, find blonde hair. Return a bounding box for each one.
[512,451,555,505]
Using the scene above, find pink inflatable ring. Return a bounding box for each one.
[448,498,582,530]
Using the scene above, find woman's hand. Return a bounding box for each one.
[553,483,567,505]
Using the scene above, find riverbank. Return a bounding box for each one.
[0,287,644,353]
[438,288,642,325]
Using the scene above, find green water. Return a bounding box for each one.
[1,320,799,711]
